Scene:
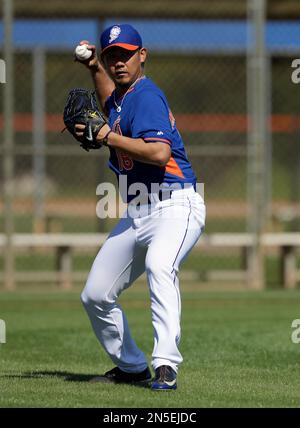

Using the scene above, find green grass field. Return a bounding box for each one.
[1,286,300,408]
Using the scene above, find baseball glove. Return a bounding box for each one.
[63,88,108,151]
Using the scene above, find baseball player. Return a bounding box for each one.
[73,24,206,390]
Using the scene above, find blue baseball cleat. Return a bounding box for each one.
[151,365,177,391]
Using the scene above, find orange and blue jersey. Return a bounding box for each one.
[105,76,197,202]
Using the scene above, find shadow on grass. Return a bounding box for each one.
[1,371,151,389]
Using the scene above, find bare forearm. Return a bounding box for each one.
[106,132,170,167]
[75,41,115,111]
[90,62,115,111]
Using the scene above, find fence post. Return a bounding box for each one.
[247,0,269,289]
[33,47,46,233]
[3,0,15,290]
[56,246,73,290]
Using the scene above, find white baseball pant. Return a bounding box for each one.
[81,187,206,374]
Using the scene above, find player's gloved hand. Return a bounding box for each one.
[63,88,109,151]
[75,123,111,145]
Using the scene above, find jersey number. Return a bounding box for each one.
[116,150,134,171]
[112,117,134,171]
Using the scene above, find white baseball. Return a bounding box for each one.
[74,44,92,61]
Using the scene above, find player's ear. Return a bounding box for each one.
[139,48,147,67]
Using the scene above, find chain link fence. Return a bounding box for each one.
[1,0,300,288]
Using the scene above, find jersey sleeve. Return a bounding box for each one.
[130,90,173,146]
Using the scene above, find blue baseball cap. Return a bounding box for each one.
[100,24,143,53]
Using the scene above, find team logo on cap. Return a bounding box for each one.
[109,26,121,43]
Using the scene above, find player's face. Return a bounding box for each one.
[102,47,147,89]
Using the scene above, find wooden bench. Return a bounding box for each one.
[262,233,300,289]
[0,233,300,289]
[0,234,107,290]
[201,233,300,288]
